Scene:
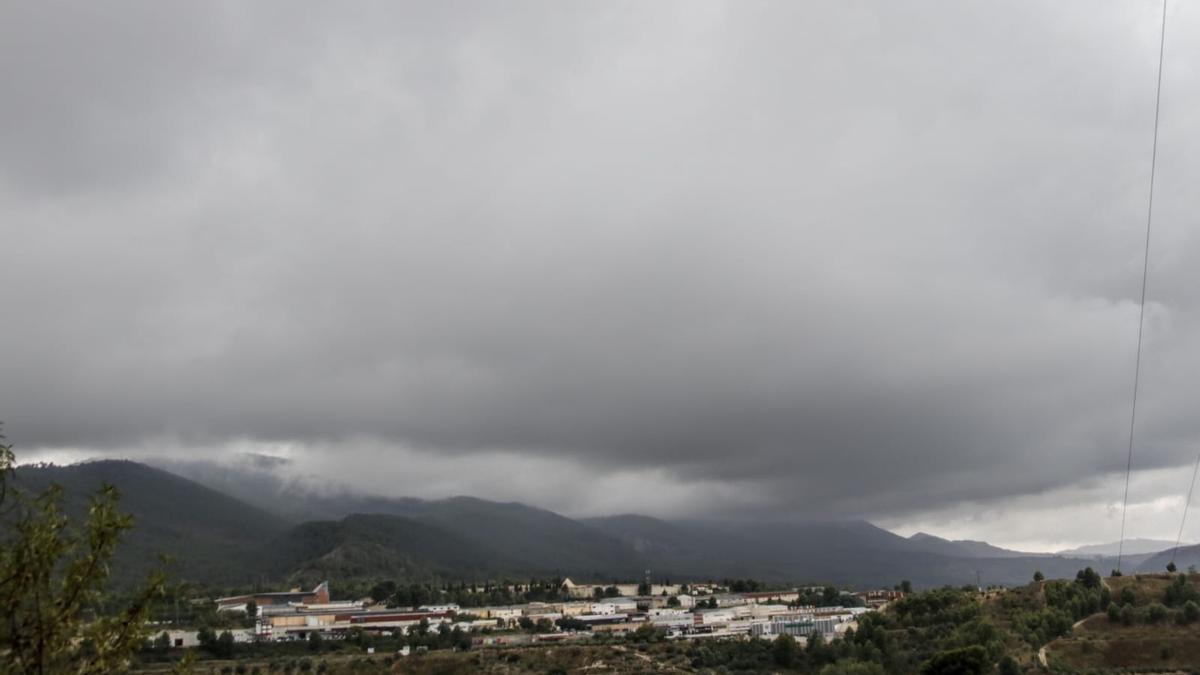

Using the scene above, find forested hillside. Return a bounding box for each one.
[12,461,289,586]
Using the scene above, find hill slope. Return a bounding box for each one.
[268,513,504,583]
[1059,537,1178,558]
[387,497,646,579]
[156,459,649,579]
[12,460,290,586]
[1138,542,1200,572]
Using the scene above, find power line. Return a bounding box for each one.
[1117,0,1168,574]
[1170,453,1200,567]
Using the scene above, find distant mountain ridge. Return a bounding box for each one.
[906,532,1047,559]
[581,515,1122,589]
[1140,543,1200,571]
[1056,538,1181,558]
[13,459,1175,590]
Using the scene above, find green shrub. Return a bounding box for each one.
[1183,600,1200,624]
[1120,603,1136,626]
[1147,603,1168,624]
[1121,587,1136,606]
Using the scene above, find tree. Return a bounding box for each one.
[997,655,1021,675]
[772,634,798,667]
[819,664,884,675]
[1120,603,1136,626]
[369,580,396,603]
[629,623,663,643]
[1183,600,1200,624]
[215,630,236,659]
[1107,603,1121,623]
[1033,571,1045,582]
[1120,586,1136,606]
[1147,602,1168,624]
[807,632,831,665]
[0,425,167,675]
[1168,561,1178,573]
[307,630,323,652]
[666,595,681,607]
[899,580,913,594]
[1076,567,1101,589]
[919,645,989,675]
[1163,573,1199,607]
[197,627,216,650]
[555,617,586,632]
[821,586,840,605]
[453,627,471,651]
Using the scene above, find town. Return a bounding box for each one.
[153,578,905,655]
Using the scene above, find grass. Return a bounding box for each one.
[1047,625,1200,672]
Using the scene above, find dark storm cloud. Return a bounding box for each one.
[4,1,1200,526]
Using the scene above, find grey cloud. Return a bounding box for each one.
[3,1,1200,531]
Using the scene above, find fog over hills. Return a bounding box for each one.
[11,459,1177,591]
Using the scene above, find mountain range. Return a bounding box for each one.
[1055,538,1181,558]
[10,459,1191,591]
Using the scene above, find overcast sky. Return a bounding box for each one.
[3,1,1199,551]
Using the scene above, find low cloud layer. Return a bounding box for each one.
[5,1,1200,547]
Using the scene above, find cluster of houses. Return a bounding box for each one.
[156,580,901,648]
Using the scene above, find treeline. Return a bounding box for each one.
[365,577,795,608]
[793,586,866,608]
[370,578,573,608]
